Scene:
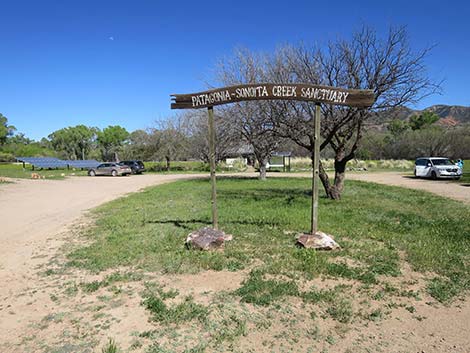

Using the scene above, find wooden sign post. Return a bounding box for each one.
[171,83,375,246]
[207,106,218,229]
[311,103,321,235]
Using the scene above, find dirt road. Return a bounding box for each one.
[0,174,208,273]
[0,174,209,340]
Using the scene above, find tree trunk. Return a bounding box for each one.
[330,159,347,199]
[259,158,268,180]
[318,161,333,198]
[318,158,348,200]
[165,156,170,171]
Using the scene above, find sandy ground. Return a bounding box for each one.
[0,171,469,352]
[0,173,207,351]
[0,174,208,274]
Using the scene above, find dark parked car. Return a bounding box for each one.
[88,163,132,177]
[119,160,146,174]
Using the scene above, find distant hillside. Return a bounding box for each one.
[368,104,470,130]
[426,105,470,124]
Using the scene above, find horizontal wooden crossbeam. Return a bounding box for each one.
[171,83,375,109]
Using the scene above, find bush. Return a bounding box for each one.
[290,158,413,171]
[0,152,15,162]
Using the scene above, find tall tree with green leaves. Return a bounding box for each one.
[121,129,159,161]
[97,125,130,161]
[49,125,98,160]
[409,111,440,130]
[0,113,16,145]
[387,119,410,137]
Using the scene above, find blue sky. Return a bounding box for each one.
[1,0,469,140]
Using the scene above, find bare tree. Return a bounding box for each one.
[183,110,240,163]
[267,26,440,198]
[152,115,190,170]
[214,48,284,179]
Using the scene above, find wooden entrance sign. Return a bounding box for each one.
[171,83,374,109]
[170,83,375,235]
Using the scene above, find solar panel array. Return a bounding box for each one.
[16,157,102,169]
[16,157,68,169]
[66,160,101,169]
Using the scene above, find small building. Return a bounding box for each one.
[224,146,292,171]
[224,145,255,167]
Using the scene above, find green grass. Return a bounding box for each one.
[141,283,208,324]
[80,271,145,293]
[234,270,299,306]
[459,159,470,184]
[301,285,354,323]
[102,338,120,353]
[68,177,470,302]
[0,163,87,179]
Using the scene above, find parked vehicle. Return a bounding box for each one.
[119,160,146,174]
[414,157,462,180]
[88,163,132,177]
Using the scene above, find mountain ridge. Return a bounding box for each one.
[369,104,470,129]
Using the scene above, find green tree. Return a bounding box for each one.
[121,129,160,161]
[409,111,440,130]
[97,125,130,161]
[0,113,16,145]
[387,119,410,137]
[404,126,452,157]
[49,125,98,160]
[8,132,33,145]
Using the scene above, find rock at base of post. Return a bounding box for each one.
[296,231,340,250]
[186,227,233,251]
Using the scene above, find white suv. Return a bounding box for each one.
[414,157,462,180]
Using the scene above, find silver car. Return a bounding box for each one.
[88,163,132,177]
[414,157,462,180]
